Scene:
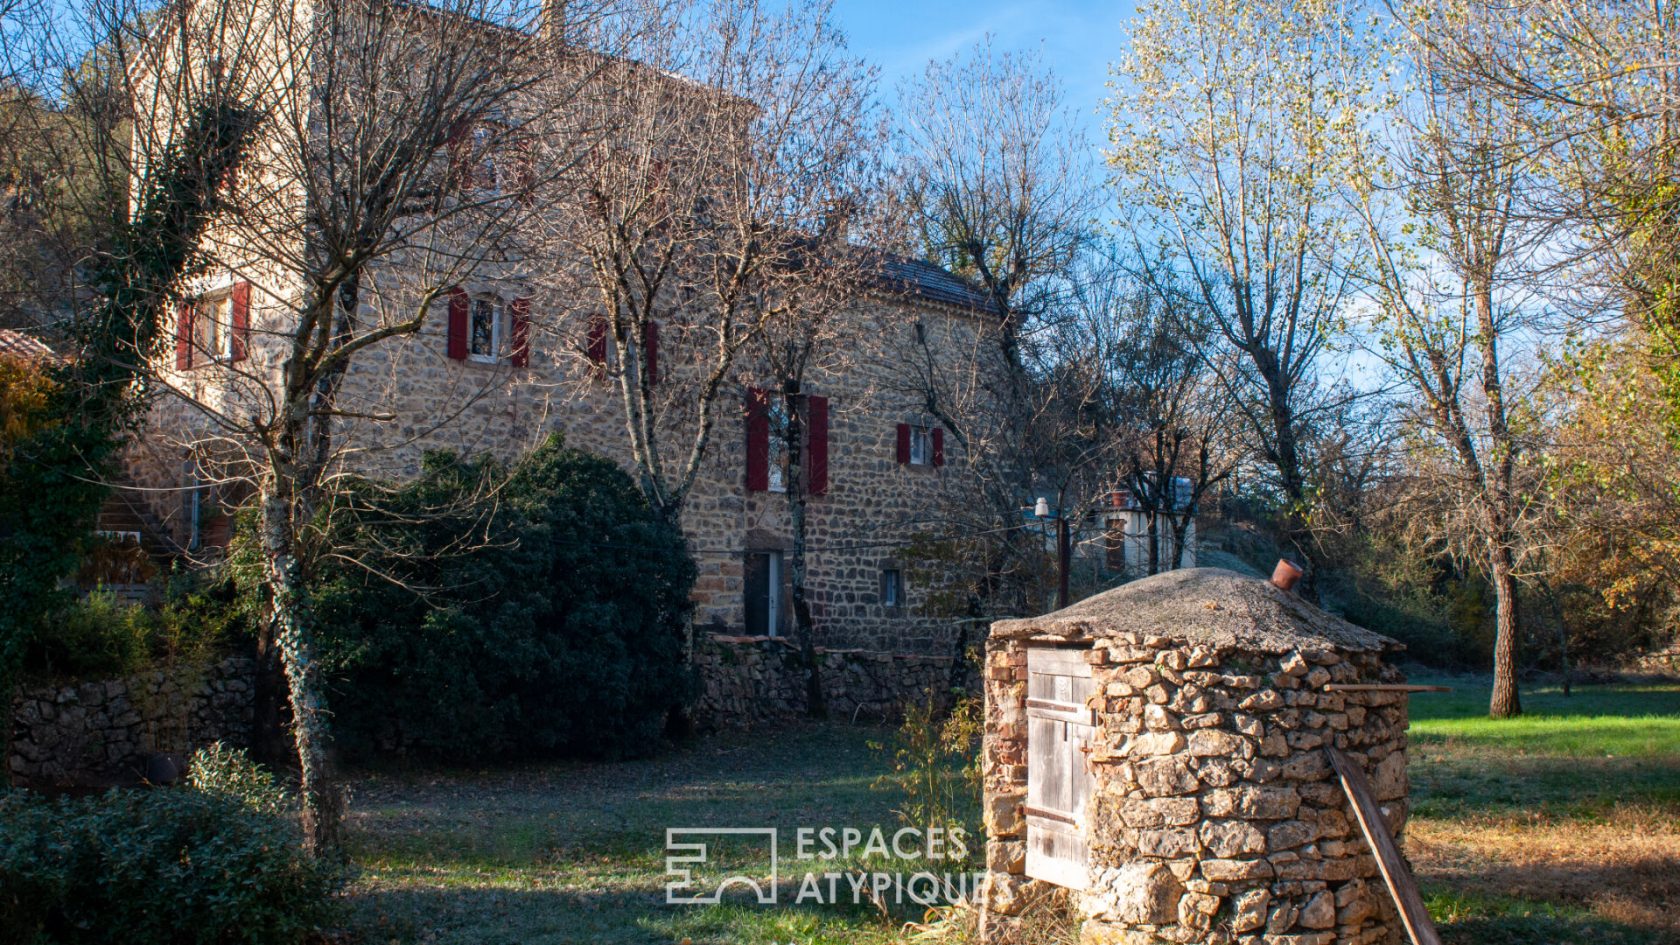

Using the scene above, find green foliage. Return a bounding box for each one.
[294,434,696,761]
[869,689,982,866]
[187,742,290,817]
[1328,533,1490,667]
[20,576,249,681]
[0,99,253,715]
[0,785,339,945]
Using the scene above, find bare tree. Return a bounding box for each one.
[892,39,1097,616]
[539,0,873,533]
[1099,270,1241,576]
[754,226,887,718]
[1108,0,1377,595]
[1349,31,1550,717]
[80,0,629,854]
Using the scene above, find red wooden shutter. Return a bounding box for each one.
[807,394,829,496]
[510,297,531,367]
[895,423,911,465]
[175,301,195,370]
[932,427,945,467]
[586,315,608,373]
[745,387,770,492]
[446,120,471,189]
[446,288,469,360]
[229,281,251,362]
[643,321,659,384]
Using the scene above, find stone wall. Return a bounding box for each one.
[8,656,256,788]
[979,636,1410,945]
[125,265,1009,660]
[693,633,978,729]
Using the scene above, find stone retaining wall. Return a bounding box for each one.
[694,634,977,728]
[8,656,256,788]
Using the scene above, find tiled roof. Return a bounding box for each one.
[872,254,992,311]
[0,328,59,365]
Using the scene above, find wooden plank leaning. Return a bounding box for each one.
[1325,745,1443,945]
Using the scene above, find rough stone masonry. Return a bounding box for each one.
[978,568,1411,945]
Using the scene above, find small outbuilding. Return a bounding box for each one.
[977,567,1412,945]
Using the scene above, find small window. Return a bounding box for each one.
[767,397,790,493]
[194,293,234,361]
[882,568,903,607]
[470,124,499,192]
[908,426,933,466]
[469,297,502,362]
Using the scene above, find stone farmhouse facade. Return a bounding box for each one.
[119,1,1012,668]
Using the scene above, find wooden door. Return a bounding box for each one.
[1025,647,1096,890]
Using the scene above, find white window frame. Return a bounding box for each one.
[468,295,503,364]
[908,425,933,466]
[195,290,235,362]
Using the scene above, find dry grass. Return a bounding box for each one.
[1404,674,1680,944]
[1410,807,1680,935]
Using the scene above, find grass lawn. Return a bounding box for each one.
[342,725,923,945]
[1405,673,1680,945]
[340,672,1680,945]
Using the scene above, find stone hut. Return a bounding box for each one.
[977,568,1411,945]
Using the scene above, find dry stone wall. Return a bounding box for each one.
[981,638,1409,945]
[693,633,978,728]
[8,657,255,788]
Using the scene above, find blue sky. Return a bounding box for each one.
[831,0,1138,159]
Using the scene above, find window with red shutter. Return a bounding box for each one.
[445,120,472,188]
[806,395,829,496]
[586,315,608,374]
[510,297,531,367]
[446,288,469,360]
[175,302,194,370]
[932,427,944,467]
[896,422,911,465]
[745,387,770,492]
[642,321,659,384]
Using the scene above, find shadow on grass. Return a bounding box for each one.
[1426,887,1671,945]
[342,875,900,945]
[345,723,903,873]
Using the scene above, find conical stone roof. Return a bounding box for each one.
[990,567,1400,655]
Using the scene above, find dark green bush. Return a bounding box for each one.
[0,785,339,945]
[301,433,696,761]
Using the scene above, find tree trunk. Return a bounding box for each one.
[259,487,345,858]
[1146,510,1160,576]
[1168,512,1192,570]
[1488,544,1523,719]
[783,386,826,719]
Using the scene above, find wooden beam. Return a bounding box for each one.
[1323,684,1452,693]
[1326,746,1443,945]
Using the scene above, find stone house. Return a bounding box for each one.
[1100,476,1199,579]
[119,0,1010,673]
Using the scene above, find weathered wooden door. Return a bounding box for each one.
[1024,647,1096,890]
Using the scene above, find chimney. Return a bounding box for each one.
[1270,558,1303,592]
[541,0,567,44]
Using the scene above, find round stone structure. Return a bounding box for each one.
[976,568,1410,945]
